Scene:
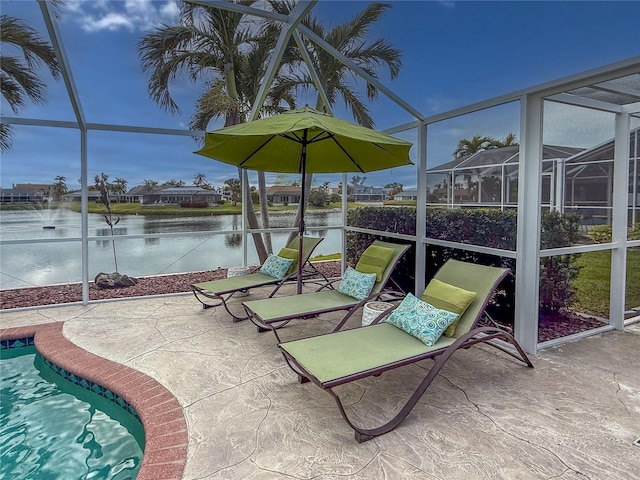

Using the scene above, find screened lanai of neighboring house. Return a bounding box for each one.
[425,127,640,227]
[426,144,585,208]
[0,0,639,354]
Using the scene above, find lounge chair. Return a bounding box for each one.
[191,236,326,321]
[278,259,534,443]
[242,240,411,339]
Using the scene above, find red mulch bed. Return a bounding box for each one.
[0,261,343,311]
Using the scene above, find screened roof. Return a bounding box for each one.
[564,73,640,107]
[428,145,584,174]
[564,126,640,164]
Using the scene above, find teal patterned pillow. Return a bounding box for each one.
[259,254,294,279]
[337,267,376,301]
[386,293,459,346]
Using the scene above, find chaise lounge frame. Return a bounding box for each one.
[191,236,326,321]
[278,259,534,443]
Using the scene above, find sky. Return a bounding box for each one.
[1,0,639,192]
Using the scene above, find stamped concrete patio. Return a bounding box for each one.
[1,286,639,479]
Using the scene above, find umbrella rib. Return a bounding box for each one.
[281,132,304,144]
[308,131,331,143]
[326,133,366,173]
[238,136,277,167]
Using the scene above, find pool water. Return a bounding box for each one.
[0,348,143,480]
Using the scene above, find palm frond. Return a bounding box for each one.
[1,55,47,107]
[0,14,60,79]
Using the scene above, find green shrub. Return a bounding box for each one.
[347,206,583,320]
[590,223,640,243]
[308,189,328,207]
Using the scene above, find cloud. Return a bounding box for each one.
[64,0,179,33]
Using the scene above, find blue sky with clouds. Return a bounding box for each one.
[1,0,639,191]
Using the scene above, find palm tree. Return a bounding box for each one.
[1,14,61,151]
[193,173,207,187]
[138,1,295,261]
[268,1,402,242]
[143,179,158,192]
[452,134,495,158]
[51,175,67,201]
[113,177,128,202]
[488,132,519,149]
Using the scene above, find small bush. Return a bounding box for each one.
[589,225,612,243]
[179,200,208,208]
[309,189,328,207]
[591,223,640,243]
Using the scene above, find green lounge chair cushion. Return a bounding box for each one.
[355,245,395,282]
[337,267,376,301]
[259,254,294,279]
[244,289,358,323]
[280,323,456,385]
[421,279,476,337]
[386,293,458,346]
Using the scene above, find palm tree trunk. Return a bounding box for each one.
[258,171,272,253]
[225,62,268,263]
[240,168,268,263]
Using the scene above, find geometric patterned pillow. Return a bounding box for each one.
[259,254,294,279]
[337,266,376,301]
[386,293,459,346]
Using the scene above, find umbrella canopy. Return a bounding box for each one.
[195,106,413,292]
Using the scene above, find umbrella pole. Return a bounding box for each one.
[297,132,308,294]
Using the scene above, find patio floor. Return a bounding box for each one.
[1,285,639,479]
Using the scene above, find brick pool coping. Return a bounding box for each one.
[0,323,187,480]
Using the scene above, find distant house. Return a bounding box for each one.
[393,189,418,201]
[14,183,51,195]
[352,185,386,202]
[61,190,102,203]
[123,185,148,203]
[265,185,301,204]
[141,186,221,206]
[0,186,48,204]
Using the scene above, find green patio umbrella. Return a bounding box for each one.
[195,106,413,292]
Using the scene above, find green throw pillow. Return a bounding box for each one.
[421,279,476,337]
[386,293,458,346]
[355,245,395,282]
[278,247,299,274]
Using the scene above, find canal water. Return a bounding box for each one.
[0,208,343,289]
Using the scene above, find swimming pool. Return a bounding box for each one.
[1,344,143,479]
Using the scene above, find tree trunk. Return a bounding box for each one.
[240,168,268,264]
[225,62,268,263]
[258,171,272,254]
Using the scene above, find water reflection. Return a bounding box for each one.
[95,227,127,249]
[225,233,242,248]
[0,209,341,288]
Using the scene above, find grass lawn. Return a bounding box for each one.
[574,248,640,317]
[57,201,360,216]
